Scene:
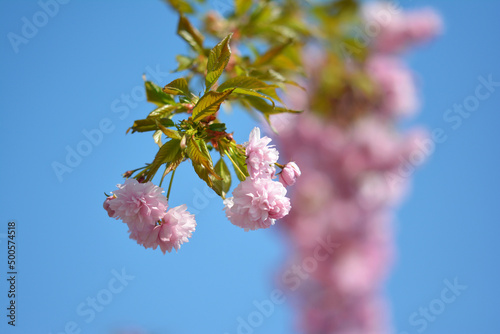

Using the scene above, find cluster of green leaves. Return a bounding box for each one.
[170,1,308,124]
[305,0,382,124]
[125,6,304,199]
[198,0,378,125]
[196,0,377,123]
[126,34,241,198]
[124,0,378,199]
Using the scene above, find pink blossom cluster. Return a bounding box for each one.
[272,3,441,333]
[104,179,196,253]
[275,116,425,333]
[366,55,418,118]
[224,127,298,231]
[363,2,442,119]
[362,2,442,54]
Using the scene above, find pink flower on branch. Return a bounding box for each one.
[244,127,279,179]
[108,179,168,230]
[224,177,291,231]
[103,196,117,218]
[279,161,301,187]
[130,205,196,254]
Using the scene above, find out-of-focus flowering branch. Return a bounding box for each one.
[270,2,441,334]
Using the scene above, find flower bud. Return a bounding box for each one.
[180,135,187,149]
[122,170,133,178]
[103,196,117,218]
[279,162,301,187]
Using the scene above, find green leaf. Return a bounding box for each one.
[147,104,177,118]
[153,130,163,148]
[156,140,181,164]
[338,38,368,61]
[155,119,182,140]
[248,2,276,27]
[284,79,307,91]
[192,161,216,190]
[262,106,303,115]
[251,69,286,83]
[235,0,252,16]
[129,118,175,133]
[245,96,301,115]
[253,42,292,67]
[213,158,231,198]
[147,139,182,181]
[163,151,184,178]
[208,122,227,132]
[250,69,306,91]
[175,55,194,72]
[205,34,232,91]
[163,78,190,96]
[145,81,175,107]
[258,87,284,104]
[192,89,234,122]
[244,96,302,133]
[186,137,219,178]
[177,15,204,53]
[227,146,248,181]
[187,137,224,193]
[217,75,273,92]
[232,88,275,107]
[164,0,194,14]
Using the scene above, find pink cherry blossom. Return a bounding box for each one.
[103,196,117,218]
[244,127,279,179]
[366,55,418,117]
[363,2,442,54]
[130,204,196,254]
[271,25,439,331]
[279,162,301,187]
[109,179,168,230]
[224,177,291,231]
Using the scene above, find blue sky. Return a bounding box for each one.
[0,1,499,334]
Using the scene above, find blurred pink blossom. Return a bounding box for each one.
[366,55,419,117]
[363,2,442,54]
[275,91,430,332]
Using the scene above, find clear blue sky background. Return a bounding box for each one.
[0,1,498,334]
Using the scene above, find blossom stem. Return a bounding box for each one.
[132,166,146,173]
[159,164,169,187]
[274,162,285,169]
[134,168,148,181]
[226,152,245,178]
[166,169,176,201]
